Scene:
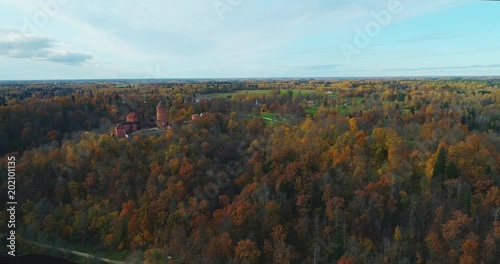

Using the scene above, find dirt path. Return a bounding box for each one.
[21,238,127,264]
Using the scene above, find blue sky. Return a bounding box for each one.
[0,0,498,80]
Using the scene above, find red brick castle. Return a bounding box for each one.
[113,100,170,138]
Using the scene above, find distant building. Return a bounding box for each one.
[113,100,170,138]
[192,112,208,121]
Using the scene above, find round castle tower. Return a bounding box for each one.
[156,100,168,128]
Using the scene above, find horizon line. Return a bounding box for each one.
[1,75,499,83]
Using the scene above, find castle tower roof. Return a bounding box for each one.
[157,100,166,108]
[126,112,139,123]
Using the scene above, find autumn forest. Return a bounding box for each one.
[0,78,499,263]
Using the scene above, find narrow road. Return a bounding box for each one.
[21,238,127,264]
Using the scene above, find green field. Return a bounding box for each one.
[245,112,290,125]
[199,90,272,99]
[305,105,319,116]
[259,112,281,125]
[199,91,415,118]
[199,89,325,99]
[260,112,277,119]
[280,89,319,96]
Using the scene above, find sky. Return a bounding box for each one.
[0,0,499,80]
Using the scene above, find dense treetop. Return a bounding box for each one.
[0,78,499,263]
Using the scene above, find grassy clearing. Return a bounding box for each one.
[279,89,319,96]
[305,105,319,116]
[260,112,278,119]
[199,90,272,99]
[355,97,365,104]
[259,112,281,125]
[200,93,232,98]
[246,112,292,125]
[239,90,273,94]
[337,105,351,115]
[199,89,335,99]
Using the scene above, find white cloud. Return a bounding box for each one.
[0,0,495,79]
[0,29,92,65]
